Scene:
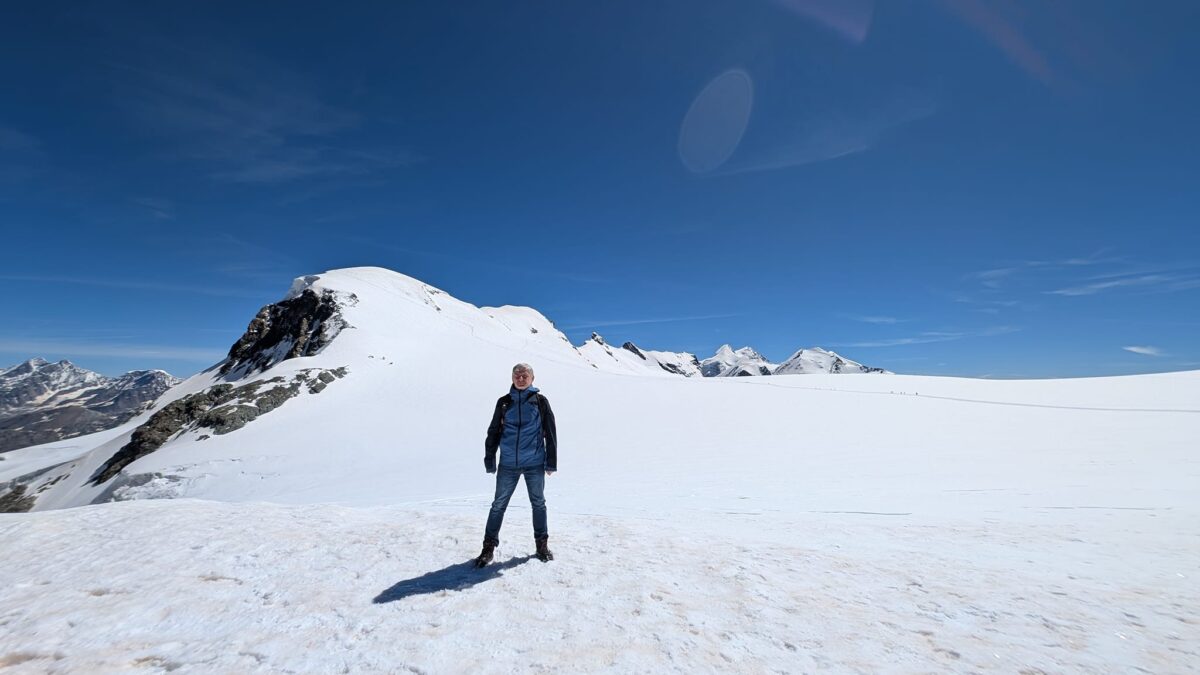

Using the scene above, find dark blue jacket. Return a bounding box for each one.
[484,386,557,472]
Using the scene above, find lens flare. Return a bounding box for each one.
[678,69,754,174]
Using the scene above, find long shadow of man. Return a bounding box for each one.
[373,555,534,604]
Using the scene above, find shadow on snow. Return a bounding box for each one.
[373,555,535,603]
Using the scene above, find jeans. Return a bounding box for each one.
[484,465,547,544]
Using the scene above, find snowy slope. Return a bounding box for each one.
[1,266,1197,672]
[577,333,702,377]
[773,346,888,375]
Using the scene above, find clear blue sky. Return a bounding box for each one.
[2,2,1198,378]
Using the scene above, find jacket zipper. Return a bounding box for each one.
[514,391,522,468]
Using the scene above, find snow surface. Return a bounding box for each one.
[2,267,1198,672]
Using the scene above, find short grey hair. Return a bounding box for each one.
[512,363,534,375]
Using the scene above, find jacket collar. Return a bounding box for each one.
[509,385,539,400]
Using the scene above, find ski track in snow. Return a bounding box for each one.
[2,499,1197,674]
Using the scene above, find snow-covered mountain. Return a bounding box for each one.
[700,344,778,377]
[773,347,889,375]
[577,333,702,377]
[0,358,179,453]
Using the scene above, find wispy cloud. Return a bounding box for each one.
[840,333,964,348]
[131,196,175,220]
[967,252,1119,289]
[0,274,274,299]
[0,124,48,183]
[559,314,741,331]
[973,267,1018,289]
[1046,274,1200,297]
[836,325,1018,348]
[845,314,905,324]
[960,253,1200,308]
[0,125,40,152]
[1123,345,1166,357]
[0,339,224,363]
[107,40,418,184]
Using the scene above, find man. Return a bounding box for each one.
[475,362,558,567]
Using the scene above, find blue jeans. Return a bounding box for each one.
[484,465,547,544]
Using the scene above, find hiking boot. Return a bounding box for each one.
[535,536,554,562]
[474,541,496,568]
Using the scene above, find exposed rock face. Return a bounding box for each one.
[90,367,348,485]
[621,342,646,360]
[0,483,34,513]
[0,359,179,453]
[220,289,352,378]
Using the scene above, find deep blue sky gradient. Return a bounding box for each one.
[2,2,1198,378]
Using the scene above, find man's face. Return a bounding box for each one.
[512,368,534,390]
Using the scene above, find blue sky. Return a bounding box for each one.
[1,1,1198,378]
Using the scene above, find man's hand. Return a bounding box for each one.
[547,470,555,476]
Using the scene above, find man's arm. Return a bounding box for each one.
[484,398,504,473]
[540,395,557,473]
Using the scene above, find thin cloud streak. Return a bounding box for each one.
[1123,345,1165,357]
[107,40,418,184]
[1046,274,1196,296]
[846,314,904,324]
[560,314,741,330]
[0,274,276,299]
[967,253,1120,289]
[0,339,225,363]
[837,333,965,348]
[836,326,1018,348]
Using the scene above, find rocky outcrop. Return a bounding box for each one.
[0,359,179,453]
[219,289,352,378]
[90,367,348,485]
[0,484,34,513]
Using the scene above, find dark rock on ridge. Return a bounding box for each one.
[220,289,351,378]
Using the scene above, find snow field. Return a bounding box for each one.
[1,499,1195,673]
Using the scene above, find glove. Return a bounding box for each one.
[484,456,496,474]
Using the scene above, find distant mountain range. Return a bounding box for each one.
[581,336,887,378]
[0,358,179,453]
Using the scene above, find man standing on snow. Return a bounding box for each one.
[474,362,558,567]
